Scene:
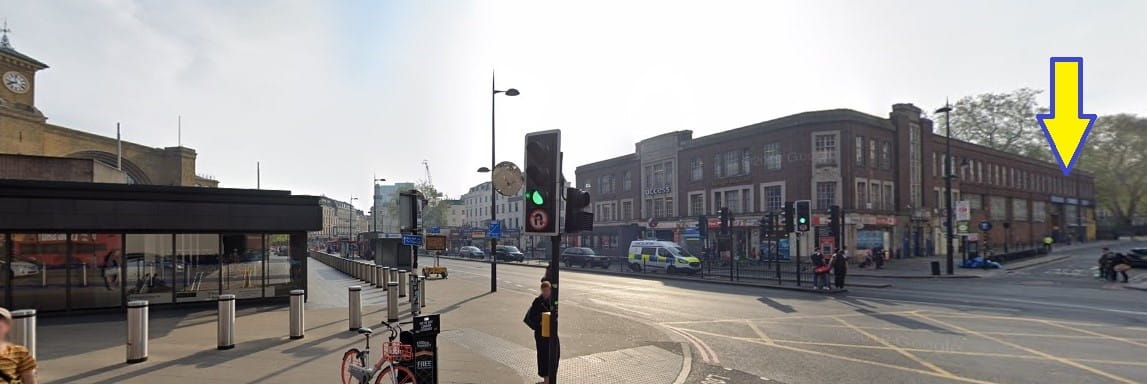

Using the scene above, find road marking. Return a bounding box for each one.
[836,316,956,377]
[666,326,713,364]
[1037,319,1147,348]
[737,317,1147,340]
[589,298,653,317]
[915,313,1138,384]
[744,320,773,344]
[858,292,1147,317]
[678,327,1000,384]
[660,310,922,326]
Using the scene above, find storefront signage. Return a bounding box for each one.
[1050,195,1066,204]
[711,176,751,188]
[1080,199,1092,207]
[1066,198,1079,205]
[645,185,672,196]
[956,201,971,221]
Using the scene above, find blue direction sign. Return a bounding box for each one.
[487,221,502,239]
[402,234,423,246]
[429,226,441,234]
[979,220,993,232]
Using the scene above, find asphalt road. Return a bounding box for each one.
[435,241,1147,384]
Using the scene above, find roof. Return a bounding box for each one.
[0,47,48,70]
[685,109,892,149]
[575,153,637,172]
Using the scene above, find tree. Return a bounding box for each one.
[416,181,450,229]
[941,88,1052,162]
[1077,114,1147,232]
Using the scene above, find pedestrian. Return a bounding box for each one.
[1042,235,1054,253]
[830,248,848,289]
[101,249,121,291]
[1112,253,1133,283]
[0,308,37,384]
[542,263,556,282]
[873,246,886,269]
[524,281,559,384]
[811,251,830,290]
[1098,247,1115,281]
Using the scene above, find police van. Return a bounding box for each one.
[627,240,702,274]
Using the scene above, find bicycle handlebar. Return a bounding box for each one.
[379,321,403,341]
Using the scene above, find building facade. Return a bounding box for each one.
[575,104,1096,259]
[371,182,416,233]
[0,38,217,188]
[312,197,365,241]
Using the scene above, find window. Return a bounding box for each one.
[689,193,705,216]
[725,151,740,176]
[724,190,741,213]
[70,234,125,309]
[880,142,891,170]
[621,201,633,220]
[909,125,921,206]
[714,187,752,214]
[990,196,1007,220]
[1033,201,1047,222]
[763,185,783,212]
[884,183,893,210]
[764,143,782,170]
[1013,199,1029,221]
[599,175,615,194]
[814,134,837,165]
[855,136,865,167]
[816,182,836,210]
[690,158,703,181]
[715,149,751,177]
[870,140,877,167]
[870,183,881,210]
[623,171,632,192]
[964,193,982,210]
[857,181,867,208]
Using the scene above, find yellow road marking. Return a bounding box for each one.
[915,314,1138,384]
[678,327,1000,384]
[745,320,773,344]
[659,310,921,325]
[1037,319,1147,348]
[737,318,1146,341]
[925,312,1105,327]
[836,317,955,377]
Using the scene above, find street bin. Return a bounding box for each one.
[289,289,305,339]
[400,313,441,384]
[126,300,149,364]
[930,261,941,276]
[218,294,236,350]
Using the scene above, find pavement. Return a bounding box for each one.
[846,240,1126,279]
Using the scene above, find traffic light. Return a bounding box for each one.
[829,205,841,233]
[760,214,774,236]
[524,130,561,235]
[783,201,795,233]
[795,200,812,232]
[564,187,593,233]
[718,207,733,233]
[697,215,708,238]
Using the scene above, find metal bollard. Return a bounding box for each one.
[410,275,421,317]
[348,286,362,331]
[374,265,383,288]
[370,264,379,287]
[389,268,398,289]
[398,270,408,298]
[126,300,149,363]
[217,294,236,350]
[82,263,89,287]
[383,267,392,290]
[289,289,305,340]
[11,309,36,358]
[419,276,427,308]
[387,282,399,322]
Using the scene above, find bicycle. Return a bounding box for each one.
[341,322,417,384]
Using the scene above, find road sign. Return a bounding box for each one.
[957,221,969,233]
[429,226,441,234]
[648,218,659,228]
[487,221,502,239]
[402,234,423,246]
[424,235,446,251]
[527,208,550,232]
[956,201,971,221]
[979,220,993,232]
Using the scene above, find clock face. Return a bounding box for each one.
[492,161,523,196]
[3,71,29,94]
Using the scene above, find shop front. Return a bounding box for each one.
[0,180,321,312]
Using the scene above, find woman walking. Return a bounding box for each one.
[830,248,848,289]
[811,251,830,290]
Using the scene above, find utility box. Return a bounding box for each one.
[401,314,441,384]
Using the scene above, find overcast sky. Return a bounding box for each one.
[3,0,1144,210]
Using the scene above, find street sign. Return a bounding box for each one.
[402,234,423,246]
[487,221,502,239]
[424,235,446,251]
[648,218,659,228]
[956,201,971,221]
[957,221,969,233]
[429,226,441,234]
[527,208,550,232]
[979,220,993,232]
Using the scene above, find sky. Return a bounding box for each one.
[2,0,1145,210]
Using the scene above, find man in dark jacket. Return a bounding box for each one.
[831,248,848,289]
[524,281,559,383]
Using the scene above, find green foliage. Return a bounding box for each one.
[941,88,1052,162]
[1077,114,1147,229]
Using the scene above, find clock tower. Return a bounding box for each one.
[0,22,49,119]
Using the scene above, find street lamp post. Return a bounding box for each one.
[936,101,955,275]
[486,73,519,293]
[372,178,387,232]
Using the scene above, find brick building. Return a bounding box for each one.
[574,104,1095,260]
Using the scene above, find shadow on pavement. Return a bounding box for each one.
[757,296,797,313]
[435,291,495,315]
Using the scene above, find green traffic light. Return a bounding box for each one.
[798,218,807,224]
[527,190,544,205]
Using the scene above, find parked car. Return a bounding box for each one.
[561,247,610,268]
[459,246,485,259]
[1124,248,1147,268]
[2,259,39,277]
[493,245,525,262]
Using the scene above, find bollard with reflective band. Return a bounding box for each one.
[348,286,362,331]
[11,309,36,359]
[126,300,149,364]
[289,289,305,340]
[398,270,408,298]
[374,265,383,288]
[419,276,427,308]
[81,263,89,287]
[383,267,391,290]
[389,268,398,289]
[386,282,399,322]
[218,294,236,350]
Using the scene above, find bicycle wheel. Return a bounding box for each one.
[341,348,366,384]
[374,364,416,384]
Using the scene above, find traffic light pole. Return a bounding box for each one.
[548,234,560,383]
[795,233,802,287]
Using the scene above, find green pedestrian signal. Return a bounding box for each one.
[527,190,545,205]
[798,217,807,224]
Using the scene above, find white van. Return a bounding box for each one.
[627,240,702,274]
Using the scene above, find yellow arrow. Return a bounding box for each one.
[1036,57,1097,176]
